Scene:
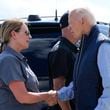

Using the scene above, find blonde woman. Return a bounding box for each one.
[0,19,56,110]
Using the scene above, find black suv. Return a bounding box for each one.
[22,16,61,92]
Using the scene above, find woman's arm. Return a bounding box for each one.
[9,81,56,104]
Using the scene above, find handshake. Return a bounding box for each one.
[43,82,73,106]
[45,90,58,106]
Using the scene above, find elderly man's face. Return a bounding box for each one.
[69,13,83,40]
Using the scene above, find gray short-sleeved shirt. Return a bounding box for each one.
[0,47,44,110]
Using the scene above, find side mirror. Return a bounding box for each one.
[27,15,41,21]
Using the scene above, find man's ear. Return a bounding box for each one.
[82,16,88,27]
[81,17,85,25]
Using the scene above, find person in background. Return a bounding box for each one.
[56,8,110,110]
[0,19,56,110]
[48,12,78,110]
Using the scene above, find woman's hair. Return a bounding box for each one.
[0,19,23,51]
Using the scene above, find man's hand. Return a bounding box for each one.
[46,90,58,106]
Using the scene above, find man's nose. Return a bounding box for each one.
[29,34,32,39]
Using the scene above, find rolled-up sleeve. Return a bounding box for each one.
[57,81,74,101]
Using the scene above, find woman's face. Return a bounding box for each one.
[13,23,31,51]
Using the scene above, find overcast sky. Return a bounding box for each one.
[0,0,110,22]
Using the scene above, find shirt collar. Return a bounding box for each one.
[60,37,78,53]
[4,46,27,61]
